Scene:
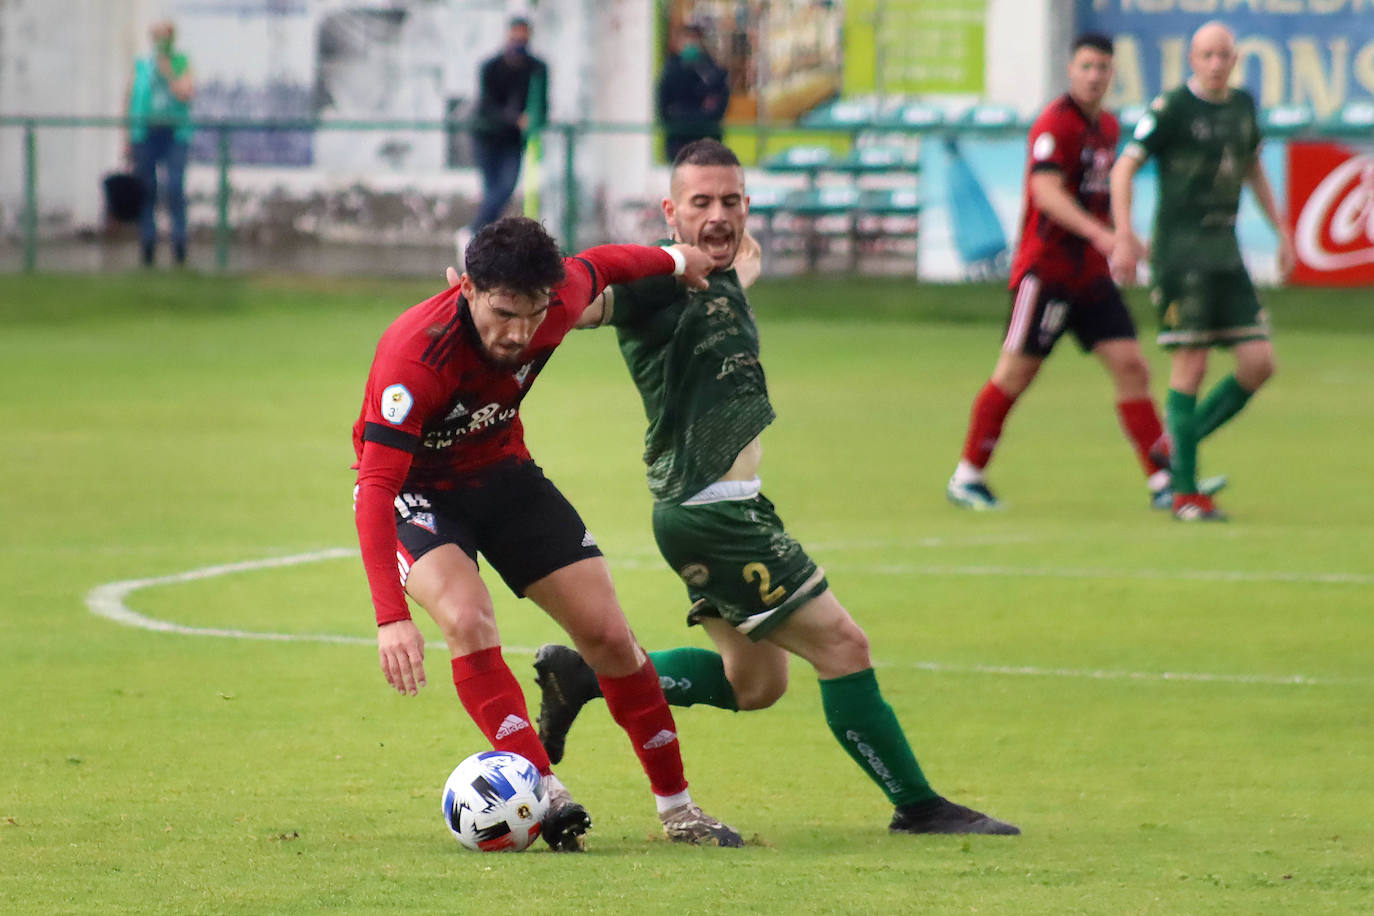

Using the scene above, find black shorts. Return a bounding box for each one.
[393,460,603,597]
[1003,273,1137,358]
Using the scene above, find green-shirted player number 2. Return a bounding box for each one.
[743,562,785,606]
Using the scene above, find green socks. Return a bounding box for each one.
[647,647,738,710]
[1196,374,1253,440]
[1166,388,1199,494]
[646,654,937,807]
[1168,376,1252,494]
[820,668,936,807]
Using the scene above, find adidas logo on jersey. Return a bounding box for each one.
[494,714,530,740]
[581,530,597,548]
[642,729,678,750]
[443,401,470,422]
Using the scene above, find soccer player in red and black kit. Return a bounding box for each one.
[946,33,1221,512]
[353,217,743,849]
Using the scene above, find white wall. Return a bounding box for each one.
[2,0,1071,240]
[0,0,159,228]
[984,0,1076,117]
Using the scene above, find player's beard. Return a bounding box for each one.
[483,341,528,368]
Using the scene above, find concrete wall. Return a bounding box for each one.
[1,1,1069,244]
[985,0,1080,116]
[0,0,160,229]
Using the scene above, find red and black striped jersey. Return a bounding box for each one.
[352,244,679,625]
[1010,93,1119,291]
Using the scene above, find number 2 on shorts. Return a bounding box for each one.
[743,562,786,607]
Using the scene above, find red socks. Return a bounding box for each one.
[1117,397,1169,475]
[961,382,1016,469]
[452,650,688,799]
[598,658,689,798]
[451,648,551,775]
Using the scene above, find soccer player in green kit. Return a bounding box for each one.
[1110,21,1295,521]
[533,140,1019,836]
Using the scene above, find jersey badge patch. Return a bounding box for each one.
[1032,132,1056,161]
[380,384,414,425]
[1133,113,1157,141]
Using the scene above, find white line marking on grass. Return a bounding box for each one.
[877,659,1362,687]
[83,548,517,652]
[611,556,1374,586]
[855,563,1374,587]
[86,548,374,644]
[85,548,1369,686]
[808,534,1043,552]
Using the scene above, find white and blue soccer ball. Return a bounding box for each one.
[441,750,548,852]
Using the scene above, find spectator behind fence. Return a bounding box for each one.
[126,20,195,267]
[467,16,548,241]
[657,24,730,163]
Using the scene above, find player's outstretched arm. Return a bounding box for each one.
[443,243,711,329]
[1109,151,1148,285]
[1246,157,1295,282]
[446,244,711,292]
[571,242,711,328]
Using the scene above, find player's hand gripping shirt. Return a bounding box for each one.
[609,255,775,505]
[353,244,680,625]
[1010,93,1119,290]
[1126,85,1261,271]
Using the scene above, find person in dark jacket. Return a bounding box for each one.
[657,24,729,163]
[470,17,548,234]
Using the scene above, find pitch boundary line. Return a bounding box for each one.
[84,548,1370,686]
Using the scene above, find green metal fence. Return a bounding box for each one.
[5,108,1370,274]
[1,115,601,272]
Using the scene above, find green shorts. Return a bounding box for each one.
[1151,264,1270,349]
[650,493,828,641]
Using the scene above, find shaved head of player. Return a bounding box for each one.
[1189,21,1238,99]
[665,142,749,270]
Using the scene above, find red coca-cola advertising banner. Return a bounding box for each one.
[1288,141,1374,287]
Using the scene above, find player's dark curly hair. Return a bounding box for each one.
[464,217,566,294]
[1073,32,1113,56]
[672,138,742,171]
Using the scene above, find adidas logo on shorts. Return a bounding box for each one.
[494,714,530,740]
[581,530,597,547]
[642,729,678,750]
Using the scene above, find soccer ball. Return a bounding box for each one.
[441,750,548,852]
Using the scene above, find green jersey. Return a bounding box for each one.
[1126,85,1261,271]
[609,254,775,505]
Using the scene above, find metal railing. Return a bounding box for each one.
[5,110,1370,274]
[2,115,603,272]
[2,112,1005,273]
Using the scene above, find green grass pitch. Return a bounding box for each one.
[1,271,1371,914]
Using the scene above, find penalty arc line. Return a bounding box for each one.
[84,548,1372,687]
